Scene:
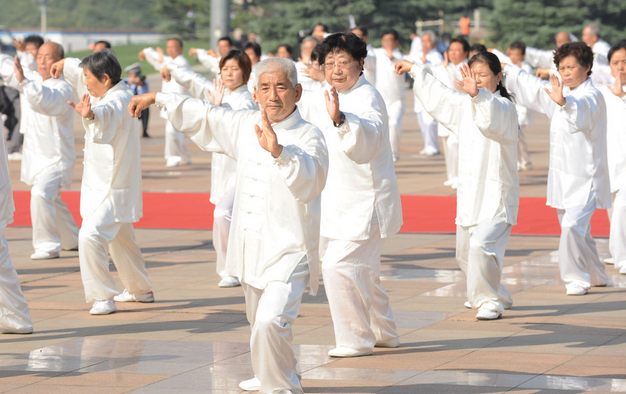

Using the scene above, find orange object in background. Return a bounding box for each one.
[460,16,471,36]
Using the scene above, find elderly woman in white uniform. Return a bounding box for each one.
[502,42,610,295]
[396,51,519,320]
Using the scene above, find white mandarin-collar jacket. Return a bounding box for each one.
[409,63,520,226]
[599,86,626,193]
[143,49,192,120]
[64,58,143,222]
[372,48,406,103]
[0,117,14,229]
[0,54,75,188]
[504,65,610,209]
[155,93,328,294]
[299,76,403,241]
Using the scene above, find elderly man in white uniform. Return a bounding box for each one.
[0,43,79,260]
[408,31,444,157]
[53,50,154,315]
[373,29,406,162]
[397,51,519,320]
[582,24,611,61]
[0,116,33,334]
[129,57,328,394]
[503,42,610,295]
[140,38,192,167]
[599,41,626,273]
[299,32,403,357]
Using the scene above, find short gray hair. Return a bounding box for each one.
[422,30,437,42]
[255,58,298,89]
[302,36,320,46]
[585,24,601,38]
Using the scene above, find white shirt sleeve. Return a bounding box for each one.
[502,64,556,116]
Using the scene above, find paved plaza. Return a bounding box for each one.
[1,74,626,393]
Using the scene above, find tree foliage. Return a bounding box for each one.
[489,0,626,49]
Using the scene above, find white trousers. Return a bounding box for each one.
[243,258,309,394]
[556,190,607,288]
[214,186,236,278]
[164,120,191,162]
[608,189,626,269]
[320,226,398,352]
[0,229,32,332]
[517,126,532,168]
[31,166,78,254]
[441,134,459,182]
[456,214,513,314]
[416,111,439,153]
[78,196,152,303]
[387,100,404,157]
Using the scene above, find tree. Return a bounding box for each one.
[152,0,211,38]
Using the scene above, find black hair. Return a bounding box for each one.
[381,29,399,41]
[509,40,526,55]
[468,51,514,102]
[278,44,293,56]
[608,40,626,62]
[243,41,262,58]
[554,42,593,77]
[219,49,252,84]
[94,40,111,49]
[353,26,368,37]
[469,43,487,54]
[24,35,44,48]
[218,36,233,46]
[448,37,470,53]
[79,49,122,85]
[168,37,183,48]
[317,32,368,66]
[311,44,321,63]
[315,23,329,33]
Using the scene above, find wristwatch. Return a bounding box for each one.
[333,112,346,128]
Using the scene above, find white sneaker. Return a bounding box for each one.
[476,307,502,320]
[90,299,116,315]
[114,289,155,303]
[166,157,181,167]
[375,337,400,348]
[604,257,615,265]
[328,347,373,358]
[519,162,534,171]
[443,179,454,186]
[218,276,241,288]
[620,266,626,275]
[450,181,458,190]
[566,284,588,296]
[1,325,33,334]
[30,251,60,260]
[7,152,22,161]
[239,376,261,391]
[464,301,472,309]
[392,153,399,163]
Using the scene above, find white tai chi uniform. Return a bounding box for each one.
[143,48,192,165]
[156,92,328,394]
[0,55,79,255]
[373,48,405,160]
[410,50,444,155]
[504,65,610,290]
[600,85,626,270]
[409,63,519,314]
[196,49,221,77]
[0,117,33,334]
[63,58,153,302]
[363,44,376,85]
[300,75,402,353]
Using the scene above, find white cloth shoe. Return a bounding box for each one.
[392,153,399,162]
[464,301,472,309]
[30,251,60,260]
[239,376,261,391]
[218,276,241,288]
[114,289,154,303]
[1,325,33,334]
[7,152,22,161]
[375,337,400,348]
[604,257,614,265]
[90,299,116,315]
[620,265,626,275]
[166,157,181,167]
[328,347,373,358]
[566,284,589,296]
[419,148,439,156]
[476,307,502,320]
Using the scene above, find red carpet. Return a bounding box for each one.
[9,191,610,237]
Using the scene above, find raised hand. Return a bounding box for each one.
[160,66,172,82]
[188,48,198,57]
[443,51,449,68]
[324,86,342,125]
[607,76,626,98]
[50,59,65,79]
[456,63,479,97]
[535,67,550,79]
[128,92,158,118]
[395,60,414,75]
[207,49,218,58]
[254,110,282,158]
[156,47,164,63]
[208,78,225,106]
[302,62,325,82]
[138,50,146,61]
[543,74,566,106]
[13,39,25,52]
[13,55,25,82]
[68,94,95,120]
